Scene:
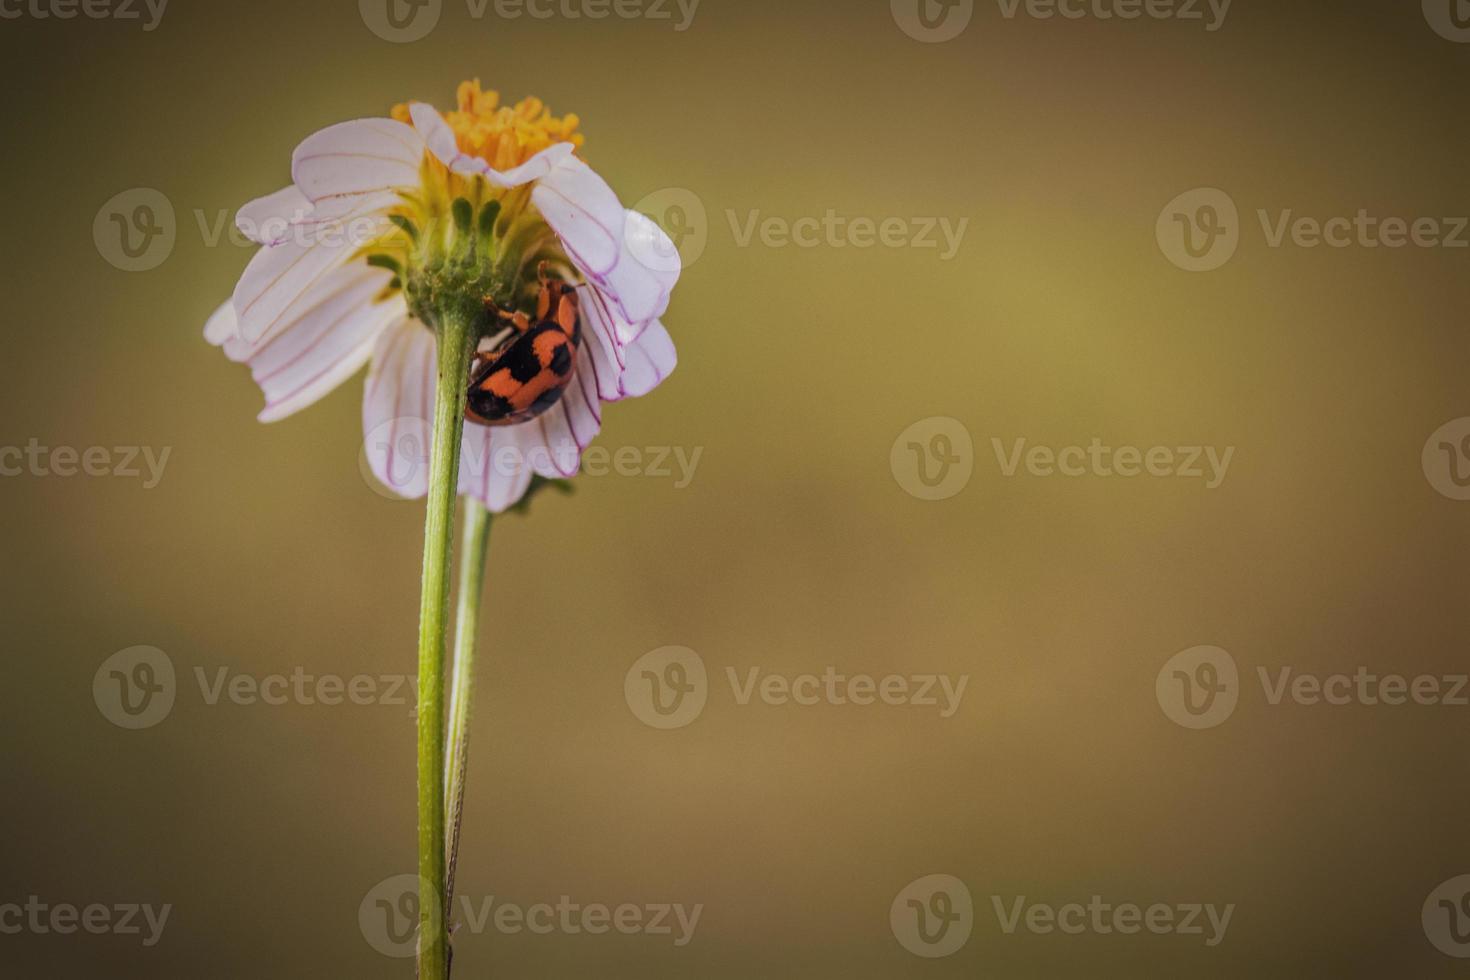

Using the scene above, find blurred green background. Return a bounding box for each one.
[2,0,1469,977]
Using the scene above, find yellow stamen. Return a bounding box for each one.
[391,79,585,171]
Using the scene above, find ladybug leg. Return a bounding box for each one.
[484,298,532,336]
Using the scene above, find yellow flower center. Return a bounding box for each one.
[391,79,585,171]
[368,82,581,322]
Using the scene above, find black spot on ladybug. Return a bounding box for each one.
[549,341,573,376]
[468,389,514,421]
[532,386,565,413]
[501,331,549,383]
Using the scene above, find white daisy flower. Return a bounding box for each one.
[204,80,681,512]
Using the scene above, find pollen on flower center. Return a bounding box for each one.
[391,79,585,172]
[365,81,584,333]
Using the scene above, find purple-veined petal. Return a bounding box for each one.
[617,208,681,312]
[532,156,625,277]
[523,408,583,480]
[408,102,576,188]
[559,209,679,330]
[291,118,423,203]
[236,186,313,246]
[616,320,678,399]
[248,268,402,423]
[596,209,679,326]
[458,422,535,513]
[230,193,396,344]
[577,285,677,402]
[561,353,604,445]
[362,318,437,501]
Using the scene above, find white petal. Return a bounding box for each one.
[561,354,604,446]
[616,320,678,400]
[249,268,402,423]
[521,409,583,480]
[408,102,576,187]
[362,318,437,500]
[532,157,625,277]
[291,118,423,203]
[580,286,630,400]
[236,185,313,246]
[230,193,396,344]
[597,210,679,325]
[555,209,678,330]
[621,207,683,280]
[457,423,535,513]
[204,299,238,346]
[577,286,676,402]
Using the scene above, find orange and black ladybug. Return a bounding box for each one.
[465,268,582,428]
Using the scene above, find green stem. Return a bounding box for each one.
[445,498,493,911]
[415,309,477,980]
